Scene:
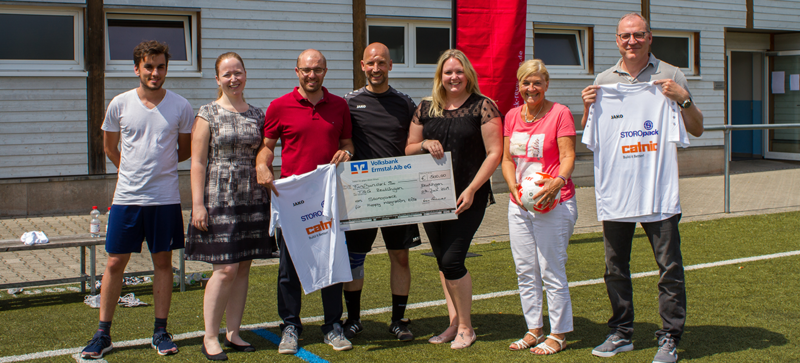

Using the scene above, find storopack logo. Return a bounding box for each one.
[351,161,368,174]
[620,121,658,138]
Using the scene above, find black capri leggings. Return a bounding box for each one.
[423,190,488,280]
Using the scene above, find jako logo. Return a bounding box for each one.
[351,161,368,174]
[301,210,323,221]
[293,200,304,207]
[621,141,658,154]
[611,114,624,119]
[356,104,366,109]
[644,120,654,130]
[306,220,332,234]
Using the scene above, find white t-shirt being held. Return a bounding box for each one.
[102,89,194,205]
[582,82,689,222]
[270,164,352,294]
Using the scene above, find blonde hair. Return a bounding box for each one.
[215,52,246,101]
[517,59,550,83]
[426,49,486,118]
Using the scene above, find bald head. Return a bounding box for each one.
[296,49,327,68]
[361,42,393,93]
[363,42,391,62]
[617,12,650,33]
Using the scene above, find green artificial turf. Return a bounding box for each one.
[1,211,798,362]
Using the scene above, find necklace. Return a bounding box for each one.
[523,102,545,123]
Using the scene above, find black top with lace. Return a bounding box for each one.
[412,93,501,206]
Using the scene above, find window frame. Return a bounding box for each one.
[0,7,84,72]
[104,11,198,73]
[366,18,451,77]
[651,30,697,76]
[532,25,589,74]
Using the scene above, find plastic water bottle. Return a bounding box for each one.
[105,207,111,233]
[90,206,101,237]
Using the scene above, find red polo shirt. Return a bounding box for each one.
[264,86,352,177]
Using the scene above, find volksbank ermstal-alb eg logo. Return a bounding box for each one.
[351,161,368,174]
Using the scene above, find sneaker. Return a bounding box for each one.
[278,325,299,354]
[342,319,363,339]
[324,323,353,351]
[82,331,112,359]
[389,318,414,341]
[591,332,633,357]
[652,334,678,363]
[151,330,178,356]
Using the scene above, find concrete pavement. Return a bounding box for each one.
[1,160,799,290]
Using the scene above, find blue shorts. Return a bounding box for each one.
[105,204,185,254]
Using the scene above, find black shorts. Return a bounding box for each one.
[344,224,422,254]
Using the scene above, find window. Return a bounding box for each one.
[652,31,697,75]
[533,26,590,73]
[105,12,198,72]
[0,8,83,71]
[367,19,450,75]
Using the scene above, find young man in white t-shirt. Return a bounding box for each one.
[81,40,194,360]
[579,13,704,363]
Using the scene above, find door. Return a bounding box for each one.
[729,51,764,158]
[765,51,800,161]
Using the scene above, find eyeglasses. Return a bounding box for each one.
[298,67,326,75]
[617,31,649,41]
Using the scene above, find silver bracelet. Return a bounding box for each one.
[420,139,427,152]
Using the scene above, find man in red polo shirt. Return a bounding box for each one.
[256,49,354,353]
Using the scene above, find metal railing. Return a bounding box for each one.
[704,123,800,213]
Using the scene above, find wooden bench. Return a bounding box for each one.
[0,234,187,294]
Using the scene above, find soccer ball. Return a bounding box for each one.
[518,172,560,214]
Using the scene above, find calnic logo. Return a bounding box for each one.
[351,161,368,174]
[622,141,658,154]
[306,220,332,235]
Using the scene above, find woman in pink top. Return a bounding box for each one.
[501,59,578,355]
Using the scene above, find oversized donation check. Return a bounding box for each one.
[335,153,458,231]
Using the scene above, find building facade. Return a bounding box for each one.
[1,0,798,215]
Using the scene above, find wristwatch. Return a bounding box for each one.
[344,149,353,158]
[679,98,693,109]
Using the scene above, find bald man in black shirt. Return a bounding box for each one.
[341,42,421,342]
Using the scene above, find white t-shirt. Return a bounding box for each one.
[582,82,689,222]
[270,164,352,294]
[102,89,194,205]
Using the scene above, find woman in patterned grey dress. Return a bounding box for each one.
[186,52,270,360]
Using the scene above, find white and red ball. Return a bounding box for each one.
[518,173,560,214]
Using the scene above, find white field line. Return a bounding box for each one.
[1,249,797,363]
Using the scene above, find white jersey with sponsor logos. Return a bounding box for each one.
[270,164,352,294]
[582,82,690,222]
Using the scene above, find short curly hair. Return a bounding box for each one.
[133,40,171,66]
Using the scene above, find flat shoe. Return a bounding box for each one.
[202,343,228,361]
[509,331,544,350]
[223,337,255,352]
[450,330,477,350]
[428,327,458,344]
[531,335,566,355]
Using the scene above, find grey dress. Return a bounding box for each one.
[185,102,272,263]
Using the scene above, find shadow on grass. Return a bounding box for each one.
[680,325,787,359]
[352,314,625,352]
[569,231,648,245]
[0,282,204,312]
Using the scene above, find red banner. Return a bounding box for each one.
[455,0,526,116]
